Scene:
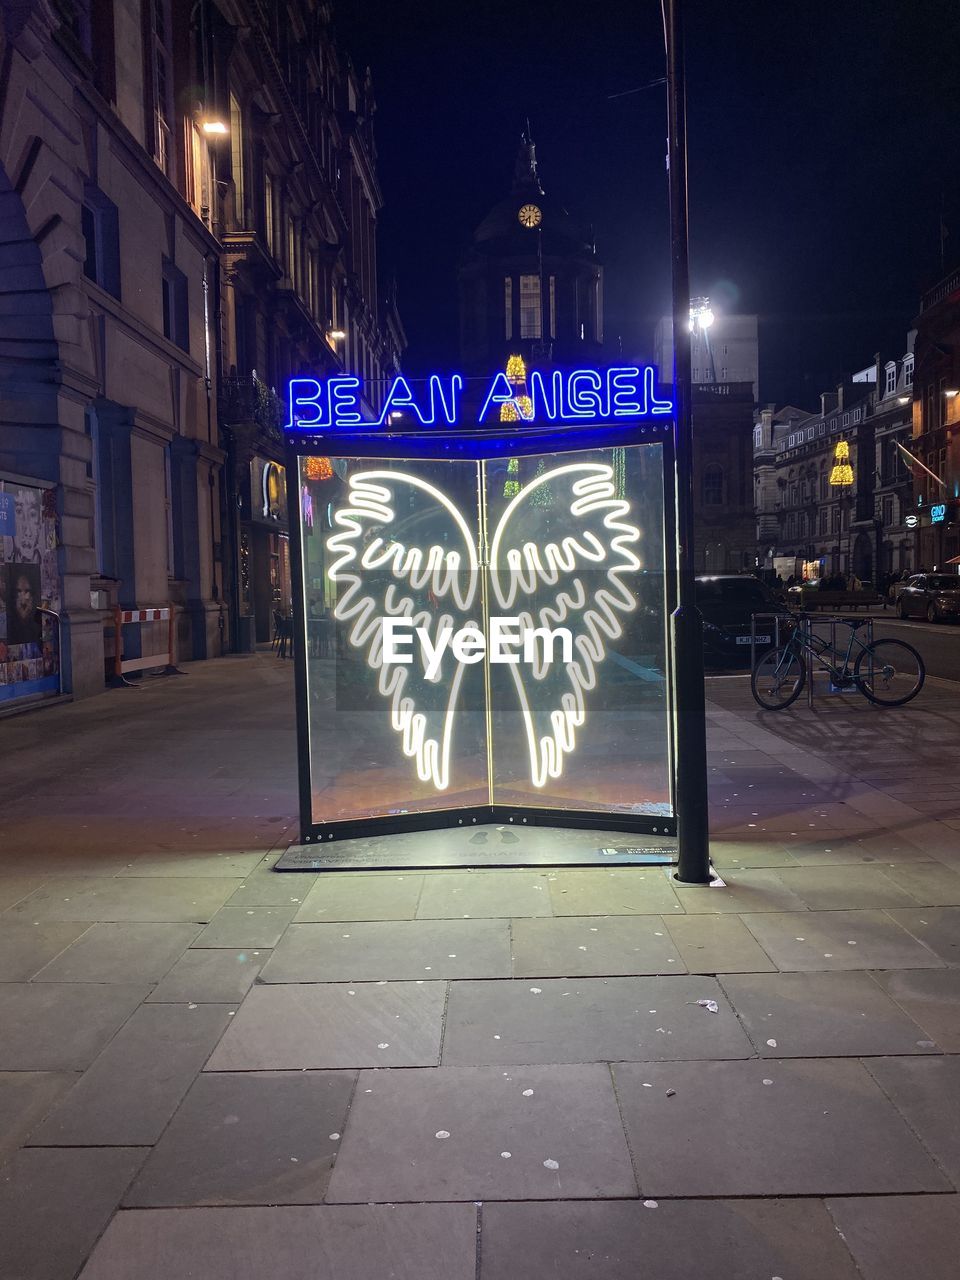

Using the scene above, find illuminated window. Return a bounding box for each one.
[549,275,556,338]
[189,123,211,225]
[264,173,275,253]
[151,0,174,176]
[230,93,245,223]
[702,464,723,505]
[519,274,541,339]
[287,216,296,282]
[504,277,512,340]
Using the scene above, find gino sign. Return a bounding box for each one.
[286,366,673,431]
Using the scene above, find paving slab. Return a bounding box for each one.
[294,873,424,921]
[29,1004,234,1146]
[192,905,297,948]
[741,910,946,970]
[719,971,937,1056]
[774,865,921,910]
[0,982,149,1070]
[125,1071,355,1207]
[32,922,201,983]
[441,976,753,1065]
[480,1199,862,1280]
[147,948,267,1003]
[881,863,960,905]
[261,920,512,982]
[0,874,50,912]
[6,877,240,922]
[511,916,685,977]
[117,851,268,878]
[671,868,808,913]
[0,1147,146,1280]
[206,981,445,1069]
[708,840,798,869]
[326,1064,636,1202]
[0,1072,76,1167]
[78,1204,478,1280]
[864,1056,960,1186]
[228,870,317,907]
[887,907,960,964]
[872,969,960,1050]
[0,920,90,980]
[662,914,777,972]
[418,871,552,918]
[546,869,680,915]
[825,1195,960,1280]
[613,1058,950,1196]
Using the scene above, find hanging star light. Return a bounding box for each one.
[829,439,853,487]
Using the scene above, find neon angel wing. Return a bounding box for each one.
[488,461,643,788]
[325,469,479,791]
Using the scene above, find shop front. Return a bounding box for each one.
[246,457,293,643]
[0,475,61,707]
[280,367,683,871]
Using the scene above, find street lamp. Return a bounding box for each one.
[829,439,854,576]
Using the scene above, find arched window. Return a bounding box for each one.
[702,464,723,505]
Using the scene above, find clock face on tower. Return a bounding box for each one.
[518,203,542,229]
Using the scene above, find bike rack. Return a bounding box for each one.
[751,612,874,707]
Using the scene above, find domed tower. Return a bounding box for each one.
[458,130,603,373]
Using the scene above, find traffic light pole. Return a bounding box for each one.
[663,0,711,883]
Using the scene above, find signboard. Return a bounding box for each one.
[931,503,947,523]
[286,367,673,431]
[0,492,14,535]
[904,514,919,529]
[285,365,676,848]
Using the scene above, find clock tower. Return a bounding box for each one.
[458,131,603,373]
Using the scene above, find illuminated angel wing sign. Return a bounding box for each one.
[325,461,642,791]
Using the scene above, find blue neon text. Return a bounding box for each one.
[286,366,673,431]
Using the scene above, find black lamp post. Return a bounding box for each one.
[663,0,710,885]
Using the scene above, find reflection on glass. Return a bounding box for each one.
[297,444,670,827]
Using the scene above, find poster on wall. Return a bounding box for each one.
[0,479,61,704]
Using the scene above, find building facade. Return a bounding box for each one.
[0,0,225,707]
[0,0,402,708]
[912,267,960,569]
[753,340,916,582]
[655,309,759,403]
[692,381,757,573]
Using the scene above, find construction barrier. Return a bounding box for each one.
[111,604,183,685]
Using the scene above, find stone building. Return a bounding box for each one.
[0,0,403,709]
[213,0,404,646]
[0,0,225,708]
[753,339,916,582]
[912,267,960,569]
[692,381,758,573]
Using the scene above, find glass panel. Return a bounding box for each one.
[485,443,671,818]
[300,455,489,824]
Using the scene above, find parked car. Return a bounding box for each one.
[896,573,960,623]
[695,575,794,665]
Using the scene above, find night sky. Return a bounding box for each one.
[336,0,960,408]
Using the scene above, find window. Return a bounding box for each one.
[753,425,762,449]
[81,185,120,298]
[519,274,541,339]
[150,0,174,177]
[807,427,814,440]
[504,276,513,340]
[818,422,824,435]
[161,258,189,351]
[230,93,245,223]
[287,216,296,282]
[904,355,914,387]
[164,444,174,577]
[842,412,849,426]
[885,362,897,396]
[882,496,893,526]
[702,464,723,505]
[721,367,728,380]
[549,275,556,339]
[189,123,211,225]
[789,434,795,447]
[853,408,860,422]
[264,174,275,254]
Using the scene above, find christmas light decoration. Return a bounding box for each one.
[304,455,334,481]
[506,354,527,385]
[829,439,853,487]
[504,456,521,497]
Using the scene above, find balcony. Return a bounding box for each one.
[219,375,283,441]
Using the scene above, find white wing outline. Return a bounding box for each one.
[488,461,643,788]
[325,470,478,791]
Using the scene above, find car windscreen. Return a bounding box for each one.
[696,579,774,610]
[927,575,960,591]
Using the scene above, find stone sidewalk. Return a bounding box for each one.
[1,654,959,1279]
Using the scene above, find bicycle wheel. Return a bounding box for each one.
[751,646,806,709]
[854,639,925,706]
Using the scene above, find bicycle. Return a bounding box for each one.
[751,616,925,710]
